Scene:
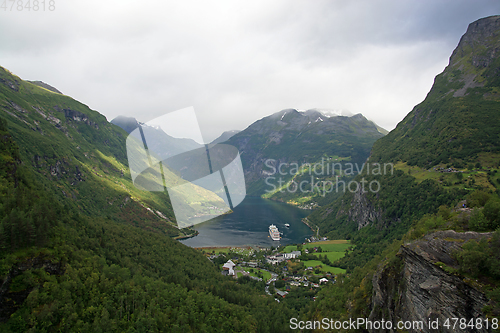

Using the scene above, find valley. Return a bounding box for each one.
[1,13,500,333]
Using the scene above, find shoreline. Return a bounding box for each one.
[261,196,318,210]
[174,230,199,241]
[301,217,315,232]
[194,245,268,251]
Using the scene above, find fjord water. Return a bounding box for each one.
[180,196,312,248]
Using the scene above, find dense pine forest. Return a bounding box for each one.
[0,116,304,332]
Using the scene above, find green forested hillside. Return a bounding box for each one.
[0,69,300,331]
[371,15,500,168]
[0,66,193,238]
[309,191,500,325]
[308,15,500,266]
[307,15,500,327]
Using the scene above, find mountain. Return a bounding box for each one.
[309,15,500,328]
[110,115,139,133]
[372,15,500,168]
[111,115,202,160]
[0,66,195,238]
[310,15,500,242]
[0,66,296,332]
[226,108,386,206]
[211,130,241,144]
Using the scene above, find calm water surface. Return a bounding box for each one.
[180,196,312,248]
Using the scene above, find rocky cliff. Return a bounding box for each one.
[369,230,492,333]
[338,188,385,230]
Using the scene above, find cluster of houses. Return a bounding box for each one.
[266,250,301,265]
[305,236,328,243]
[220,252,336,302]
[275,277,333,298]
[287,276,330,288]
[433,166,460,173]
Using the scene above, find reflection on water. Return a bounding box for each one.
[180,196,313,247]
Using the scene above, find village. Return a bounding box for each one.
[198,239,351,303]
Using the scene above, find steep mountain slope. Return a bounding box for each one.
[309,15,500,243]
[368,230,496,333]
[0,68,298,332]
[0,67,199,238]
[309,15,500,332]
[372,15,500,167]
[226,108,386,206]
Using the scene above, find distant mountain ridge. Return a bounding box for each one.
[110,115,139,133]
[110,110,386,206]
[225,108,386,200]
[211,130,241,144]
[111,115,202,160]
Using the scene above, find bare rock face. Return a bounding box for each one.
[450,15,500,68]
[368,231,492,333]
[345,188,384,230]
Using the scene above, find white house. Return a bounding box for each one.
[283,251,301,259]
[222,260,236,276]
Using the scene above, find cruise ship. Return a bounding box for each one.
[269,224,281,241]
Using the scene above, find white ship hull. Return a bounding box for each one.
[269,224,280,241]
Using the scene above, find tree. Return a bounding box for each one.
[483,196,500,229]
[467,190,491,208]
[275,280,285,289]
[469,208,489,232]
[438,205,450,220]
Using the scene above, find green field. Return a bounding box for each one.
[311,251,346,262]
[282,240,351,275]
[282,245,298,253]
[394,161,497,192]
[305,243,351,252]
[283,240,352,253]
[243,268,272,281]
[302,260,346,274]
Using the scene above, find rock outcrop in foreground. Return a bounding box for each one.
[369,230,492,333]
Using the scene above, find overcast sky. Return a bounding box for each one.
[1,1,499,142]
